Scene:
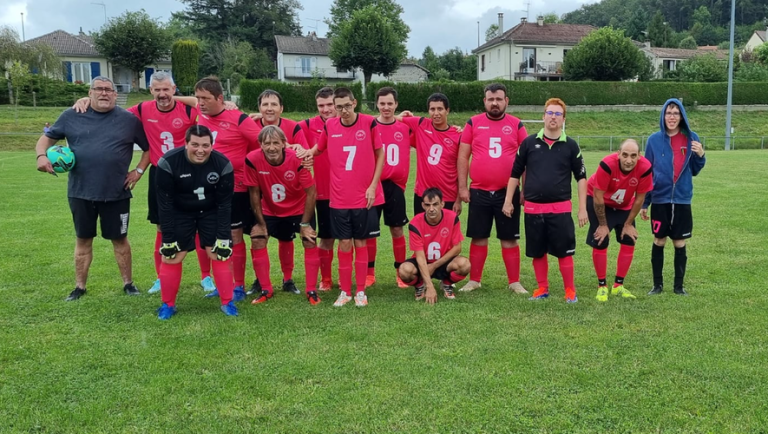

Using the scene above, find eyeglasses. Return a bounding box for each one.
[664,112,681,118]
[335,104,354,112]
[91,87,116,94]
[545,111,563,117]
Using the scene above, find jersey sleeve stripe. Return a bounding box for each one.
[185,104,193,119]
[599,160,612,174]
[517,121,524,129]
[408,224,421,236]
[157,157,172,174]
[238,113,249,125]
[641,167,653,178]
[245,157,257,170]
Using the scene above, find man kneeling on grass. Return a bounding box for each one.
[398,188,470,304]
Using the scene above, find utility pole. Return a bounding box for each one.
[725,0,736,150]
[20,12,25,41]
[91,2,107,25]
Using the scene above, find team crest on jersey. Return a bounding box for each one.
[207,172,220,184]
[394,131,404,142]
[172,118,184,129]
[443,138,454,146]
[284,170,296,181]
[440,228,450,238]
[219,121,231,130]
[355,130,366,141]
[502,125,514,135]
[629,177,639,187]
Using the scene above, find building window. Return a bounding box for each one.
[481,54,485,72]
[301,57,312,74]
[563,49,569,59]
[72,62,92,83]
[663,59,677,71]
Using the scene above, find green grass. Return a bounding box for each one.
[1,150,767,433]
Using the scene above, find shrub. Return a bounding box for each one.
[239,79,363,112]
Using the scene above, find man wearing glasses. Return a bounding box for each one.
[35,76,150,301]
[503,98,588,303]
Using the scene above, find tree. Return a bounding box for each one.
[93,10,170,89]
[8,61,31,105]
[624,9,648,41]
[647,11,672,47]
[754,41,768,64]
[485,24,500,41]
[326,0,409,42]
[692,6,712,26]
[438,47,476,81]
[328,5,407,85]
[172,40,200,94]
[221,41,274,88]
[679,36,698,49]
[542,12,561,24]
[674,54,727,82]
[562,27,646,81]
[420,46,440,73]
[0,26,60,77]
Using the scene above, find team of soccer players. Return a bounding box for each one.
[50,75,707,319]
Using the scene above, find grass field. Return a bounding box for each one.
[1,148,767,433]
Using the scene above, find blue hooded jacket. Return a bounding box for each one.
[642,98,706,207]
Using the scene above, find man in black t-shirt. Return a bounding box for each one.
[154,125,237,319]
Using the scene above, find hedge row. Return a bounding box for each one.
[239,80,363,112]
[0,76,89,106]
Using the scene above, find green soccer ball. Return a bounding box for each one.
[46,145,76,173]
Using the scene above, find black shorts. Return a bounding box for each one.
[650,203,693,240]
[585,196,636,249]
[264,214,316,242]
[378,180,408,227]
[524,212,576,258]
[174,210,217,251]
[413,194,455,218]
[330,207,381,240]
[466,188,520,240]
[403,257,452,281]
[69,197,131,240]
[316,200,333,240]
[230,192,250,230]
[147,165,159,225]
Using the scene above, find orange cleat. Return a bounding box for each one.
[318,279,333,292]
[307,291,321,305]
[365,275,376,288]
[251,290,273,304]
[396,275,409,288]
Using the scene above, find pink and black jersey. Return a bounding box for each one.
[317,113,385,209]
[244,148,314,217]
[588,153,653,210]
[128,101,197,166]
[301,116,331,201]
[197,109,260,192]
[402,116,461,201]
[408,209,464,263]
[255,118,309,149]
[461,113,527,191]
[377,120,412,191]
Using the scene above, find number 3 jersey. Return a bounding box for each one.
[127,101,198,166]
[155,147,234,242]
[243,148,314,217]
[408,209,464,263]
[587,153,653,210]
[461,113,527,192]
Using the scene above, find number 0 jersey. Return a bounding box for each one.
[408,209,464,263]
[155,147,234,243]
[127,101,198,166]
[244,149,314,217]
[461,113,527,192]
[377,120,412,191]
[587,153,653,210]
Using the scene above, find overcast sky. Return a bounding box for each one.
[2,0,594,56]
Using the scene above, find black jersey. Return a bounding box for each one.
[156,147,234,242]
[510,129,586,204]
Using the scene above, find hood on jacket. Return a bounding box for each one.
[659,98,691,137]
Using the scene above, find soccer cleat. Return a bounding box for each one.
[282,279,300,295]
[396,275,409,289]
[307,291,321,306]
[204,288,219,298]
[565,287,578,304]
[674,287,688,296]
[65,287,86,301]
[596,286,609,302]
[233,286,246,302]
[648,285,663,295]
[333,292,353,307]
[529,287,550,300]
[148,279,161,294]
[251,290,273,305]
[611,285,620,296]
[365,275,376,288]
[615,285,637,299]
[414,284,426,301]
[508,282,528,294]
[200,276,216,293]
[355,291,368,307]
[124,283,140,296]
[157,303,177,320]
[220,301,238,316]
[441,283,456,300]
[318,279,333,292]
[458,280,481,292]
[246,279,262,296]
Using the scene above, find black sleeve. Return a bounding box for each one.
[215,157,235,240]
[510,138,529,179]
[185,104,193,119]
[238,113,249,125]
[599,160,612,175]
[571,141,587,181]
[133,117,150,152]
[46,109,72,140]
[156,157,176,243]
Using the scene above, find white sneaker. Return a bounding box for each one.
[333,292,353,307]
[459,280,482,292]
[354,291,368,307]
[508,282,528,294]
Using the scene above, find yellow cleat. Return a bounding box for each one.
[596,286,609,302]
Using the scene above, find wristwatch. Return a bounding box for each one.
[299,222,311,227]
[135,167,145,174]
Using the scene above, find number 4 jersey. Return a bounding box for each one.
[243,148,314,217]
[408,209,464,263]
[127,101,198,166]
[587,153,653,210]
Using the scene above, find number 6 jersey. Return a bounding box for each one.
[243,148,314,217]
[408,209,464,263]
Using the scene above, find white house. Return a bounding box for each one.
[275,32,429,84]
[641,44,728,78]
[744,27,767,53]
[472,14,596,81]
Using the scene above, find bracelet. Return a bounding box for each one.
[36,154,46,160]
[299,222,311,227]
[135,167,144,174]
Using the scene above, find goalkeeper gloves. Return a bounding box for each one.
[212,239,233,261]
[160,242,181,259]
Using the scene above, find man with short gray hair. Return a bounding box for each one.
[36,76,151,301]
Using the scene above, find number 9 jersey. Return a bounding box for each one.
[243,148,314,217]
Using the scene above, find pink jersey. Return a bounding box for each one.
[244,148,314,217]
[317,113,385,209]
[408,209,464,263]
[402,116,461,201]
[254,118,309,149]
[588,153,653,210]
[128,101,197,165]
[377,120,412,191]
[197,109,260,192]
[461,113,527,191]
[301,116,331,201]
